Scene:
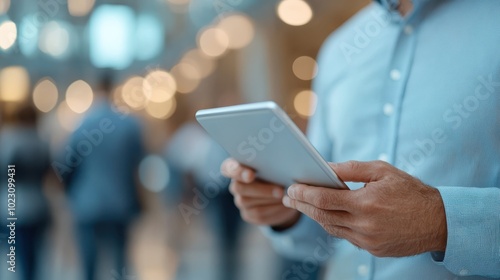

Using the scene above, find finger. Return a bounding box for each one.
[287,184,352,211]
[233,195,282,209]
[241,204,289,225]
[322,224,355,241]
[329,161,390,183]
[221,158,256,183]
[230,180,285,199]
[282,196,352,227]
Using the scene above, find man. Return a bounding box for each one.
[221,0,500,279]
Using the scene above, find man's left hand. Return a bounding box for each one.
[282,160,448,257]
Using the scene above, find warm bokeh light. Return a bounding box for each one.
[33,78,59,113]
[144,70,177,103]
[277,0,313,26]
[66,80,94,114]
[68,0,95,17]
[0,20,17,50]
[0,0,10,14]
[139,155,170,192]
[198,27,229,57]
[0,66,30,102]
[171,63,201,94]
[145,96,177,120]
[57,101,83,132]
[182,49,215,79]
[122,76,148,110]
[39,21,70,58]
[294,90,317,117]
[218,14,255,49]
[292,56,318,80]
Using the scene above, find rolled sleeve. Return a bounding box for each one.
[436,186,500,278]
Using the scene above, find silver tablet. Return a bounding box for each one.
[196,101,348,189]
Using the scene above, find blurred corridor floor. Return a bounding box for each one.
[1,190,281,280]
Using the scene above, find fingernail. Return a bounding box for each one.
[273,188,283,199]
[287,185,297,198]
[282,196,291,208]
[242,170,251,182]
[228,160,238,172]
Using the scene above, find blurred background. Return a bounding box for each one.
[0,0,369,279]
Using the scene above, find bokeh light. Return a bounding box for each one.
[122,76,148,110]
[139,155,170,193]
[182,49,215,79]
[66,80,94,114]
[33,78,59,113]
[292,56,318,80]
[218,14,255,49]
[144,70,177,103]
[57,101,83,132]
[171,63,201,94]
[145,96,177,120]
[198,27,229,57]
[39,21,70,58]
[277,0,313,26]
[0,20,17,50]
[68,0,95,17]
[0,66,30,102]
[294,90,317,117]
[0,0,10,14]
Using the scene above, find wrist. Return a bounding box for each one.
[428,187,448,252]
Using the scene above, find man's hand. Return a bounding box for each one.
[221,158,301,229]
[282,160,448,257]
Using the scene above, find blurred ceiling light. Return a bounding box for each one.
[145,96,177,120]
[182,49,215,78]
[66,80,94,114]
[139,155,170,193]
[171,63,200,94]
[68,0,95,17]
[0,20,17,50]
[89,5,135,69]
[0,0,10,14]
[0,66,29,102]
[144,70,177,103]
[292,56,318,80]
[294,90,317,118]
[19,16,39,57]
[122,76,148,110]
[33,78,59,113]
[135,14,164,61]
[57,101,83,132]
[218,13,255,49]
[198,27,229,57]
[277,0,313,26]
[39,21,70,58]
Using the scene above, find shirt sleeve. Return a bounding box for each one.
[436,186,500,278]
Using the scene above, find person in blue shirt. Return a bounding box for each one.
[55,75,145,280]
[221,0,500,279]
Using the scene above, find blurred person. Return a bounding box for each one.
[222,0,500,279]
[0,103,52,280]
[55,75,145,280]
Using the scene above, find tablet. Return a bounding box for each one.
[196,101,348,189]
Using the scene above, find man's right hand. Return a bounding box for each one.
[221,158,301,230]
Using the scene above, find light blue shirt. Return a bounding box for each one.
[264,1,500,279]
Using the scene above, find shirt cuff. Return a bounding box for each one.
[436,186,500,278]
[260,214,334,261]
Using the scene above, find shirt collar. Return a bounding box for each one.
[374,0,429,23]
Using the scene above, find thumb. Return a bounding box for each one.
[329,161,385,183]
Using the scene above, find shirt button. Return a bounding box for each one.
[357,264,369,277]
[459,269,469,276]
[378,153,389,162]
[383,103,394,116]
[404,25,413,35]
[390,69,401,81]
